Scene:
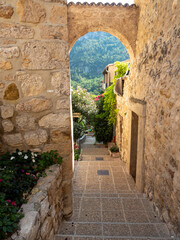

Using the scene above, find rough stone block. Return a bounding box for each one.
[39,113,70,129]
[41,217,53,239]
[40,197,49,223]
[0,6,14,19]
[0,83,5,89]
[0,60,12,70]
[4,83,19,100]
[17,72,46,97]
[0,23,34,39]
[2,119,14,132]
[0,46,20,59]
[0,105,14,119]
[22,41,68,70]
[50,129,70,143]
[16,97,52,112]
[50,6,67,24]
[24,129,48,146]
[17,0,46,23]
[40,25,68,41]
[16,115,36,130]
[56,98,70,110]
[19,211,40,240]
[3,133,23,147]
[51,71,70,96]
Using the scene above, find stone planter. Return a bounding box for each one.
[10,164,63,240]
[109,150,120,158]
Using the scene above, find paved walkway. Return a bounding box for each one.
[55,136,174,240]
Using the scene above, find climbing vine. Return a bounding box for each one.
[103,61,130,126]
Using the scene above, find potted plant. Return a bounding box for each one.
[109,144,120,158]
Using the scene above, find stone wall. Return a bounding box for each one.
[116,0,180,234]
[0,0,72,218]
[10,165,63,240]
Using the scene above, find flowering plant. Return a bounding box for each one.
[0,149,62,239]
[71,86,98,118]
[74,144,81,161]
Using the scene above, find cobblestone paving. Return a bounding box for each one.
[55,137,175,240]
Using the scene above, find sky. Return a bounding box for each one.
[67,0,134,4]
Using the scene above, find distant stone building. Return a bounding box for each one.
[102,63,116,91]
[102,60,130,91]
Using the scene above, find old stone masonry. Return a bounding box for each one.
[0,0,179,238]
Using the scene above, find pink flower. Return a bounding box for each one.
[26,173,30,175]
[34,177,37,180]
[0,179,2,182]
[11,202,16,206]
[21,169,25,173]
[7,200,11,203]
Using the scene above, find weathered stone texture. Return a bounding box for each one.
[0,105,14,119]
[50,6,67,24]
[0,6,14,19]
[0,23,34,39]
[17,72,46,97]
[40,25,68,41]
[16,115,36,130]
[16,98,52,112]
[39,113,70,129]
[0,60,12,70]
[0,46,19,59]
[3,133,23,147]
[56,98,70,110]
[17,0,46,23]
[51,71,70,96]
[51,129,70,143]
[4,83,19,100]
[2,119,14,132]
[24,129,48,146]
[22,41,68,70]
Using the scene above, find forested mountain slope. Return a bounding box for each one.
[69,31,129,95]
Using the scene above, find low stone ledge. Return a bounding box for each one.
[10,164,63,240]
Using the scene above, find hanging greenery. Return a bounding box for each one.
[103,61,130,126]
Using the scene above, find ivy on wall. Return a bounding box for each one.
[103,61,130,125]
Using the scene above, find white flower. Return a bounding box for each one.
[24,155,28,159]
[10,156,15,160]
[34,154,37,157]
[18,152,22,155]
[32,159,35,163]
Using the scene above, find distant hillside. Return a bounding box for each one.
[69,31,129,95]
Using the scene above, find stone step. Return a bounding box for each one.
[81,144,107,148]
[81,148,109,155]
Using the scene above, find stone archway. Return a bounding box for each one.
[67,2,139,61]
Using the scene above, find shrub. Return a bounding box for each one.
[74,144,81,161]
[94,97,113,143]
[73,121,84,141]
[0,149,62,240]
[110,145,119,152]
[0,195,23,240]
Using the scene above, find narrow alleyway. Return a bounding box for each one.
[55,136,173,240]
